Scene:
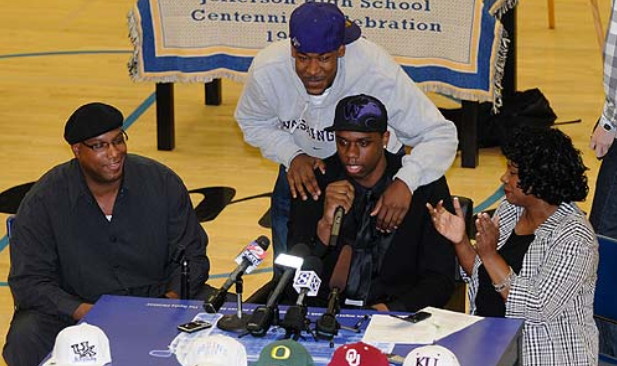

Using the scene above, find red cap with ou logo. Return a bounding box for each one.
[327,342,389,366]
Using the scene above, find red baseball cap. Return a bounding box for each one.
[327,342,389,366]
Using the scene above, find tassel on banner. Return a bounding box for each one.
[487,0,520,18]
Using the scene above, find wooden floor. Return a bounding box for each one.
[0,0,610,362]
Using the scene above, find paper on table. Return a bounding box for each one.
[361,307,483,345]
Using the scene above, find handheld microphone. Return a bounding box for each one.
[316,245,353,340]
[329,206,345,247]
[246,244,311,337]
[204,236,270,313]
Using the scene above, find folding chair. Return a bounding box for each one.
[6,214,15,240]
[595,235,617,364]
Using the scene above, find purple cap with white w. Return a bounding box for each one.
[326,94,388,133]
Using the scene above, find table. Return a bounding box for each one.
[68,295,522,365]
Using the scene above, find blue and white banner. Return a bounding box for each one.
[129,0,517,104]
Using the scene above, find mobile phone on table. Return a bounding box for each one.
[386,353,406,365]
[177,320,213,333]
[389,311,432,324]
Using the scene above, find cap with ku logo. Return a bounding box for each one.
[255,339,314,366]
[403,345,461,366]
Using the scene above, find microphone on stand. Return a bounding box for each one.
[315,245,353,342]
[245,244,311,337]
[180,258,189,300]
[171,247,190,300]
[204,236,269,315]
[280,256,323,340]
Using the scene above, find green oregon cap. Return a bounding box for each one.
[255,339,314,366]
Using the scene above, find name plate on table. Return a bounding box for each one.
[129,0,518,104]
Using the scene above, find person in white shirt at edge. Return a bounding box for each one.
[588,1,617,357]
[234,2,458,262]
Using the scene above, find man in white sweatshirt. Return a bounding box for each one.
[235,2,458,259]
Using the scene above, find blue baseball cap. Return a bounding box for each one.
[289,2,361,54]
[326,94,388,133]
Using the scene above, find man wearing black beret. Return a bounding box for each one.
[3,102,211,366]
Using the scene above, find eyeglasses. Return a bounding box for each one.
[81,130,128,152]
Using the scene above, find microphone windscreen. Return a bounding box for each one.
[288,243,311,257]
[329,245,352,291]
[302,256,323,277]
[293,256,323,296]
[255,235,270,250]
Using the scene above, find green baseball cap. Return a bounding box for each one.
[255,339,314,366]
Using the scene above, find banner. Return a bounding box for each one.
[129,0,518,104]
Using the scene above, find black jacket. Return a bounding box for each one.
[9,154,209,318]
[287,152,455,312]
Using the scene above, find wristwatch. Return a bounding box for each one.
[601,119,617,132]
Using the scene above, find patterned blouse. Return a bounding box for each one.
[463,200,599,365]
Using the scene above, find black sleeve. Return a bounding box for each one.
[165,172,210,298]
[386,177,456,312]
[287,169,329,256]
[9,193,83,318]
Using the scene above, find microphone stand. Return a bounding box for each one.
[315,288,341,347]
[216,274,249,332]
[281,304,315,341]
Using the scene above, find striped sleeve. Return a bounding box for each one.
[603,0,617,124]
[506,218,597,323]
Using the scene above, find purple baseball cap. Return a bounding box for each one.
[325,94,388,133]
[289,2,361,54]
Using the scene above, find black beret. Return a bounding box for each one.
[64,102,124,144]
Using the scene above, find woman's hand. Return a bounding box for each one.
[426,197,466,245]
[474,212,500,258]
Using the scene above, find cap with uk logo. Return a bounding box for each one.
[255,339,314,366]
[327,342,389,366]
[43,322,111,366]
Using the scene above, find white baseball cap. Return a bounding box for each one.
[43,322,111,366]
[403,345,460,366]
[174,334,247,366]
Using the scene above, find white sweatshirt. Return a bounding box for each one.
[235,38,458,192]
